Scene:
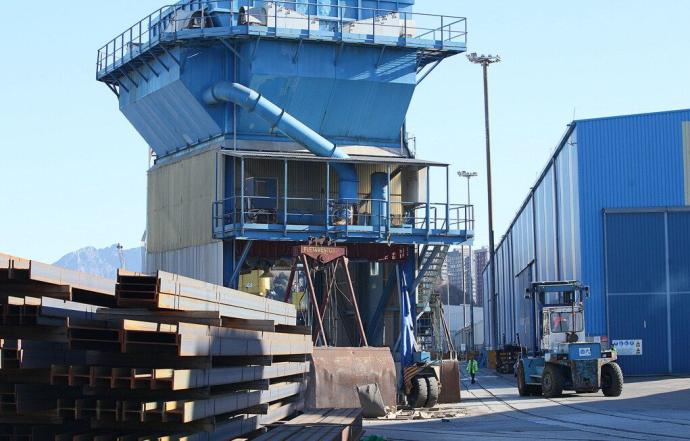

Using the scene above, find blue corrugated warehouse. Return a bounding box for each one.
[483,108,690,375]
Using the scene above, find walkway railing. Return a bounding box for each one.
[211,194,474,238]
[97,0,467,77]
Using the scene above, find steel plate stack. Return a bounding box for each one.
[0,253,310,441]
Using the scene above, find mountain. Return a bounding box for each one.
[53,244,143,279]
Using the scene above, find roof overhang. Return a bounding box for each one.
[219,149,448,167]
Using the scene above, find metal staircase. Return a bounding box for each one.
[415,245,450,306]
[412,245,450,351]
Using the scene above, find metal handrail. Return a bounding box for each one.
[212,195,474,233]
[97,0,467,76]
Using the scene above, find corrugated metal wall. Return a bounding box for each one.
[605,211,669,375]
[534,167,558,282]
[578,110,690,335]
[147,148,222,274]
[513,199,536,352]
[669,209,690,373]
[605,208,690,375]
[683,122,690,205]
[483,126,580,350]
[502,234,511,344]
[146,242,223,285]
[482,263,493,348]
[239,40,417,146]
[556,132,581,281]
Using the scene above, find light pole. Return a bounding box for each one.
[459,171,477,207]
[467,52,501,349]
[459,170,477,352]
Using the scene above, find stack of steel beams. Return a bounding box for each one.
[0,253,310,441]
[115,271,296,324]
[252,408,363,440]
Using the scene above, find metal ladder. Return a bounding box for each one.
[412,245,450,351]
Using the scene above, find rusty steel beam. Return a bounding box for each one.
[340,257,368,347]
[0,253,115,299]
[116,270,296,325]
[300,255,328,346]
[318,263,336,320]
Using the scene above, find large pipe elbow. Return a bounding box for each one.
[203,82,260,110]
[204,82,359,202]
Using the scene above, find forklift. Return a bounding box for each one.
[515,281,624,398]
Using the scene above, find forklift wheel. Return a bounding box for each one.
[541,364,564,398]
[517,363,530,397]
[517,362,541,397]
[601,362,624,397]
[407,376,428,408]
[424,376,439,408]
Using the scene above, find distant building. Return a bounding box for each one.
[444,249,486,350]
[463,253,473,304]
[473,247,488,306]
[446,249,464,288]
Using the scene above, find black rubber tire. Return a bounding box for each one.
[601,362,624,397]
[517,362,530,397]
[517,361,542,396]
[424,376,439,408]
[407,376,428,408]
[541,364,564,398]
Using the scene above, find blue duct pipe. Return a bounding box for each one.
[203,82,359,202]
[370,172,388,231]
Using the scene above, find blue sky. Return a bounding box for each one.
[1,1,689,263]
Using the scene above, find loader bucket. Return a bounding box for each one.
[307,347,397,409]
[439,359,461,403]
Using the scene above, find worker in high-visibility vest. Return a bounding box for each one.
[467,355,479,384]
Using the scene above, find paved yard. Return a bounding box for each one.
[363,370,690,440]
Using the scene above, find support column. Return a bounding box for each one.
[283,257,297,303]
[240,157,245,234]
[664,211,673,374]
[425,166,431,236]
[230,240,253,289]
[302,255,328,346]
[387,165,391,234]
[341,256,369,347]
[319,262,336,319]
[445,166,450,232]
[283,159,288,235]
[326,162,331,227]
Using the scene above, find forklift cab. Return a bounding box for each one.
[541,305,585,353]
[525,281,589,354]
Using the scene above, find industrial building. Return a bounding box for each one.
[482,109,690,375]
[445,248,466,289]
[438,249,481,351]
[473,247,487,306]
[97,0,472,401]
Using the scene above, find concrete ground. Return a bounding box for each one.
[363,369,690,440]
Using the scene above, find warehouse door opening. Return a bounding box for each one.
[605,209,690,375]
